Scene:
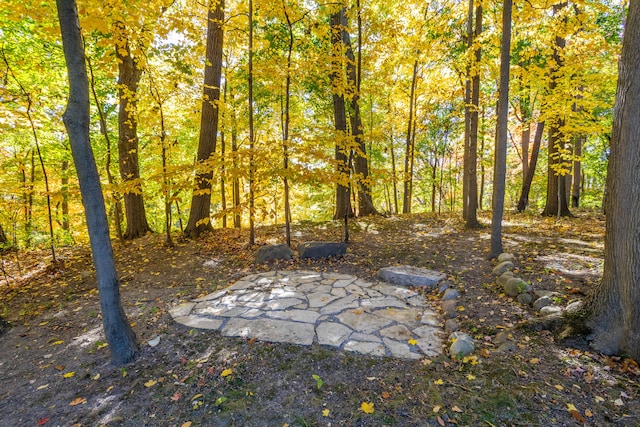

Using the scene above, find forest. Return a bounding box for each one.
[0,0,622,249]
[2,0,640,425]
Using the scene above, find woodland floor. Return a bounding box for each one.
[1,211,639,427]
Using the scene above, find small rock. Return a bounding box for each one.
[444,319,458,333]
[504,277,527,297]
[449,333,474,358]
[254,244,294,263]
[492,260,514,276]
[148,336,161,347]
[497,253,515,263]
[298,241,347,259]
[496,341,517,352]
[517,293,533,305]
[497,271,515,286]
[494,331,511,345]
[442,288,459,301]
[441,299,457,319]
[378,266,446,287]
[438,281,453,292]
[540,305,563,316]
[203,259,221,269]
[564,300,583,314]
[533,296,553,311]
[533,289,561,299]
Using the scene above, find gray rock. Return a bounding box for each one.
[438,281,453,292]
[540,305,563,316]
[497,253,515,263]
[517,293,533,305]
[504,277,527,297]
[444,319,458,333]
[533,295,553,311]
[494,331,510,345]
[449,333,474,358]
[497,271,515,286]
[442,288,459,301]
[441,299,457,319]
[533,289,561,299]
[492,260,514,276]
[298,241,347,259]
[378,265,446,288]
[254,244,294,263]
[496,341,517,352]
[564,300,583,314]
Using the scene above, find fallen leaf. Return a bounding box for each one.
[595,396,605,403]
[63,372,75,379]
[452,405,463,413]
[69,397,86,406]
[408,339,418,346]
[181,422,192,427]
[437,415,445,426]
[433,405,442,413]
[54,365,65,371]
[554,385,564,391]
[144,379,157,388]
[433,379,444,385]
[171,392,182,401]
[322,409,330,417]
[214,396,227,405]
[567,404,586,423]
[613,398,624,406]
[585,409,593,417]
[192,394,203,400]
[36,417,49,425]
[381,391,390,399]
[221,368,233,377]
[466,374,476,380]
[51,340,63,346]
[91,373,100,380]
[529,358,540,364]
[361,402,375,414]
[37,384,49,390]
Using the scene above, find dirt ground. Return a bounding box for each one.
[1,211,638,426]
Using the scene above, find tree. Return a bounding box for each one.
[0,222,7,247]
[584,0,640,360]
[56,0,139,365]
[489,0,512,259]
[185,0,225,238]
[116,30,153,239]
[516,121,545,211]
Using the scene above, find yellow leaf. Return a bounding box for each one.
[452,406,463,413]
[360,402,374,414]
[63,372,75,378]
[192,394,203,400]
[529,358,540,364]
[52,340,63,346]
[181,422,192,427]
[595,396,605,403]
[221,368,233,377]
[408,339,418,346]
[433,379,444,385]
[585,409,593,417]
[466,374,476,380]
[554,385,564,391]
[144,379,157,388]
[433,405,442,413]
[91,373,100,380]
[322,409,330,417]
[567,403,578,412]
[69,397,86,406]
[37,384,49,390]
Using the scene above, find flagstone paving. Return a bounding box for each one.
[169,270,443,359]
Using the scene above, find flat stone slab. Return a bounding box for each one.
[170,270,442,359]
[378,266,446,288]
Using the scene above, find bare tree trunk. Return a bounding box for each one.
[389,132,399,214]
[516,121,545,211]
[220,82,227,228]
[572,135,583,207]
[248,0,256,245]
[584,0,640,359]
[490,0,512,259]
[57,0,139,365]
[403,60,418,214]
[185,0,225,238]
[116,34,153,239]
[61,159,70,232]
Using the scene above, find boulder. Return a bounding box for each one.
[533,295,553,311]
[564,300,583,314]
[517,293,533,305]
[540,305,563,316]
[497,253,515,263]
[298,241,347,259]
[444,319,459,333]
[504,277,527,297]
[492,260,514,276]
[442,288,459,301]
[378,265,446,288]
[441,299,457,319]
[497,271,515,286]
[449,332,474,358]
[254,244,294,263]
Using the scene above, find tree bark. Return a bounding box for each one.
[516,121,545,212]
[331,9,352,220]
[116,33,152,239]
[572,135,583,207]
[584,0,640,359]
[248,0,256,245]
[403,60,418,214]
[185,0,225,238]
[57,0,139,365]
[490,0,512,259]
[0,222,7,246]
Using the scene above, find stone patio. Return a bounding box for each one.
[169,270,443,360]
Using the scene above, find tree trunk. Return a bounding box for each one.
[0,222,7,246]
[282,2,294,246]
[61,159,70,232]
[463,0,482,228]
[541,3,572,218]
[584,0,640,359]
[516,121,545,211]
[403,60,418,214]
[248,0,256,245]
[490,0,512,259]
[220,83,227,228]
[57,0,139,365]
[116,34,152,239]
[331,9,352,220]
[185,0,225,238]
[572,135,583,207]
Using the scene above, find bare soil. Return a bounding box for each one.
[1,211,638,426]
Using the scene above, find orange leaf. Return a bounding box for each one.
[437,415,445,426]
[381,391,390,399]
[69,397,86,406]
